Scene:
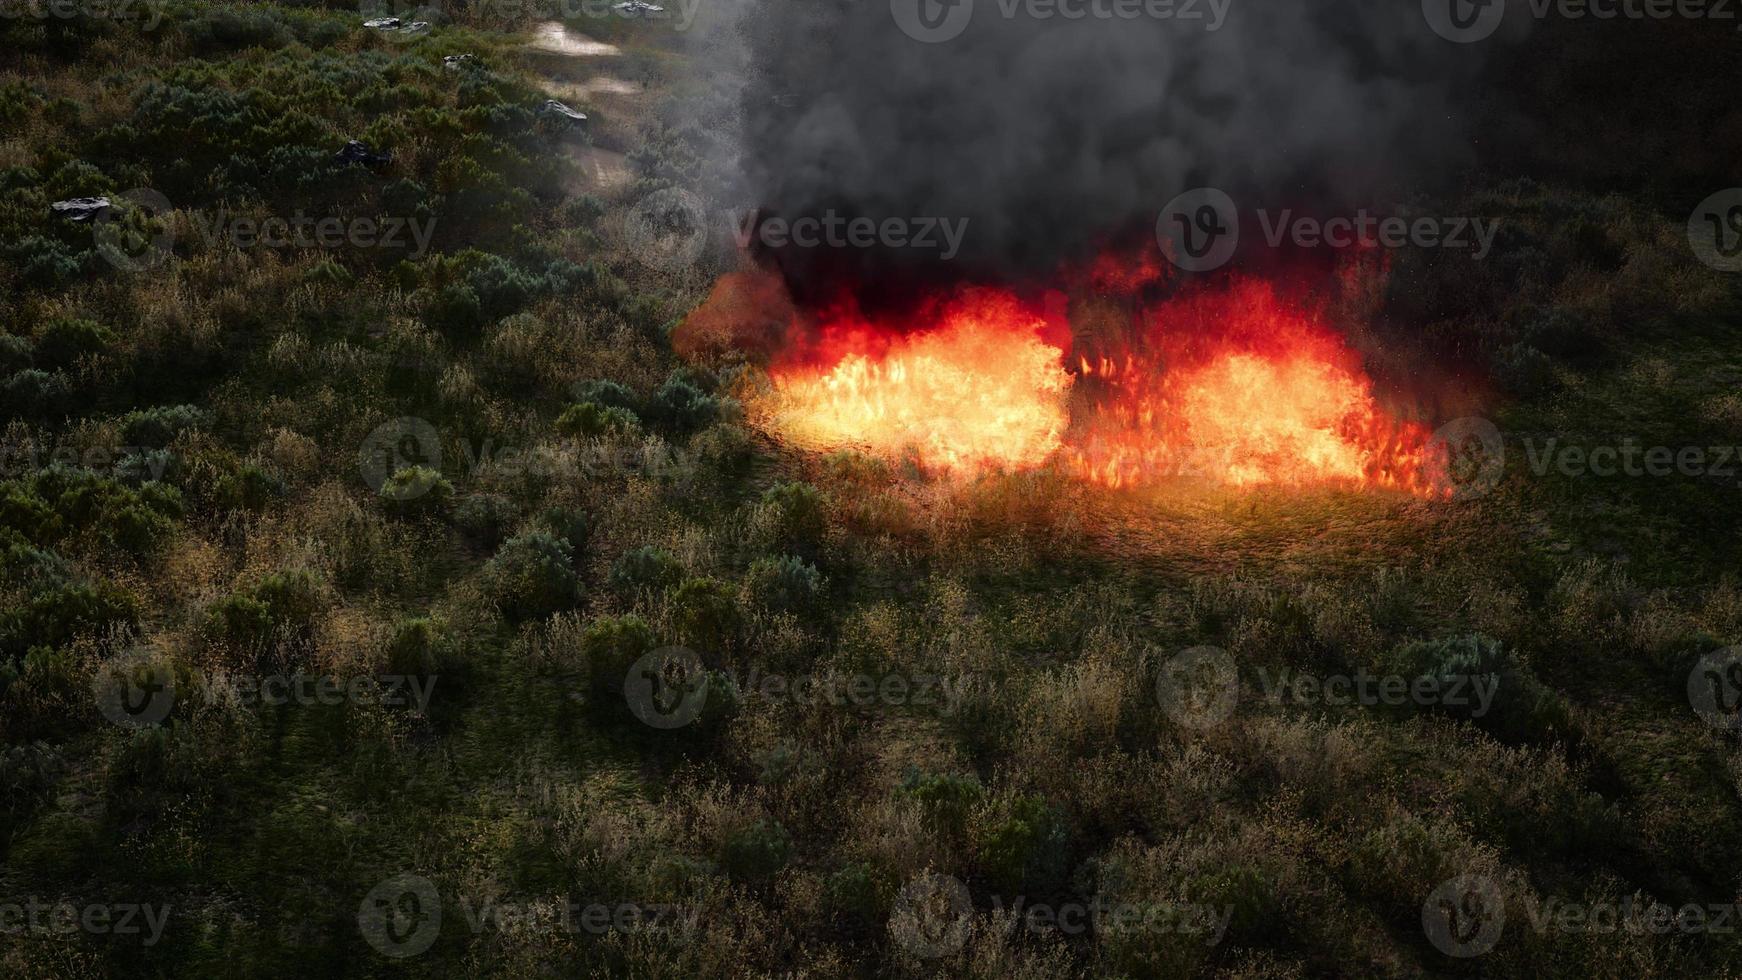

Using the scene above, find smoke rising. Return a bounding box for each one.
[702,0,1498,286]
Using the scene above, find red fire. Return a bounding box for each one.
[691,262,1445,496]
[1063,280,1438,494]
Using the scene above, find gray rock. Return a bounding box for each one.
[613,1,665,15]
[50,197,111,222]
[541,100,589,124]
[335,140,393,168]
[443,54,478,71]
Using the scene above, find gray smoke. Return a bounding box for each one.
[688,0,1502,277]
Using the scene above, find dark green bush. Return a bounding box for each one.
[608,545,683,595]
[0,582,139,661]
[746,555,823,613]
[379,465,454,518]
[1383,634,1574,743]
[486,531,580,623]
[571,379,640,412]
[453,493,517,549]
[0,335,34,375]
[670,576,739,652]
[975,796,1070,893]
[897,768,985,840]
[579,613,656,695]
[719,819,792,884]
[555,402,639,439]
[122,404,209,449]
[761,482,827,548]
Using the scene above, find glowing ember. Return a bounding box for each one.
[758,293,1073,473]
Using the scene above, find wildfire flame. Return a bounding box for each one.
[758,291,1073,473]
[719,270,1443,496]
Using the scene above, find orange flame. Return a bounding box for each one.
[1064,280,1438,494]
[735,275,1442,496]
[757,291,1073,473]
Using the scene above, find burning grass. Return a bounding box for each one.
[721,271,1444,497]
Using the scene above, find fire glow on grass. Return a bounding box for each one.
[739,276,1442,496]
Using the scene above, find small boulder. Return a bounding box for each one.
[50,197,112,222]
[335,140,393,168]
[540,100,589,125]
[614,0,665,15]
[443,54,478,71]
[363,16,401,29]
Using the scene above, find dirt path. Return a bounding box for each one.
[524,21,647,194]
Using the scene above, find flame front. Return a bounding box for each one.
[760,294,1072,474]
[741,277,1442,496]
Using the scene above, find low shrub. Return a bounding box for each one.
[486,531,580,623]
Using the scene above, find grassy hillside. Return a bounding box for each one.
[2,4,1741,978]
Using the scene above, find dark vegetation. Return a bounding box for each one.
[1,3,1740,978]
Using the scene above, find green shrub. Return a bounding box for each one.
[571,379,639,412]
[897,768,985,840]
[746,555,823,613]
[0,582,139,660]
[34,318,115,369]
[486,531,580,623]
[670,576,739,652]
[608,545,683,595]
[1383,634,1574,743]
[761,482,827,547]
[647,375,720,432]
[203,570,325,665]
[0,369,70,418]
[0,335,34,375]
[579,614,656,694]
[823,863,887,932]
[975,796,1070,893]
[379,465,454,517]
[555,401,640,439]
[453,493,516,549]
[719,819,792,884]
[386,617,450,677]
[121,404,209,449]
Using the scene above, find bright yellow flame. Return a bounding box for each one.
[761,309,1073,474]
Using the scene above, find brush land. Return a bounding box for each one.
[1,4,1740,978]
